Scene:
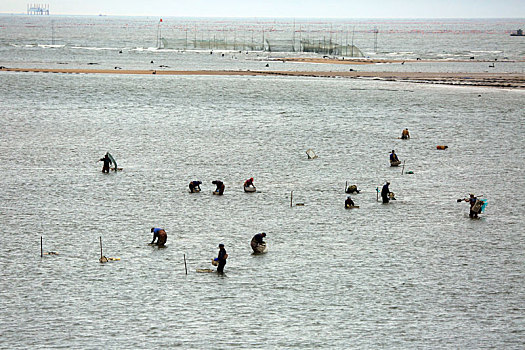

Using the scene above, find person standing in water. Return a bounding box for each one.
[150,227,167,246]
[465,194,480,218]
[217,243,228,273]
[401,128,410,139]
[99,152,113,173]
[381,182,391,204]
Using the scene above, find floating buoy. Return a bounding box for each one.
[437,145,448,150]
[405,171,414,174]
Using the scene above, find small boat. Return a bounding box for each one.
[251,241,268,254]
[244,185,256,193]
[510,29,523,36]
[390,160,401,167]
[345,205,360,209]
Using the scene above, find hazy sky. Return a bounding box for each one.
[1,0,524,18]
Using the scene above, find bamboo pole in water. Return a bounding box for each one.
[184,254,188,275]
[401,160,405,175]
[99,236,103,259]
[41,236,43,257]
[290,191,293,207]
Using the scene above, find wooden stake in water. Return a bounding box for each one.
[345,181,348,192]
[401,160,405,175]
[41,236,43,258]
[290,191,293,207]
[99,236,103,259]
[184,254,188,275]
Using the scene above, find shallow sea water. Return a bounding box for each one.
[0,70,524,348]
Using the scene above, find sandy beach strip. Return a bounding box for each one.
[276,57,524,65]
[2,67,524,89]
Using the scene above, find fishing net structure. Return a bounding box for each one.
[157,29,365,57]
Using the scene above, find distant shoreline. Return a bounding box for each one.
[2,66,524,89]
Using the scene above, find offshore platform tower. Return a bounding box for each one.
[27,4,50,15]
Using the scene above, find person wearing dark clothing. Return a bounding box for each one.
[345,196,355,208]
[390,150,399,162]
[151,227,167,246]
[189,180,202,193]
[99,153,113,173]
[217,244,228,273]
[346,185,360,194]
[465,194,479,218]
[381,182,391,204]
[212,180,225,195]
[251,233,266,244]
[250,232,266,250]
[244,177,254,188]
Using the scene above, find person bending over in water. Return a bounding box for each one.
[250,232,266,250]
[151,227,167,246]
[212,180,225,195]
[401,128,410,139]
[345,196,355,208]
[189,180,202,193]
[99,152,113,173]
[244,177,255,188]
[346,184,360,194]
[217,244,228,273]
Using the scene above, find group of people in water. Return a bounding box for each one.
[150,226,266,274]
[187,178,255,195]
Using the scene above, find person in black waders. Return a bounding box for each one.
[381,182,391,204]
[99,152,113,173]
[217,243,228,274]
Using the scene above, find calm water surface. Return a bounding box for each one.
[1,14,525,349]
[1,71,524,348]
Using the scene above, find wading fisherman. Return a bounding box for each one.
[212,180,225,195]
[150,227,167,246]
[244,177,255,188]
[99,152,113,173]
[189,180,202,193]
[345,196,355,208]
[250,232,266,251]
[346,184,360,194]
[381,182,391,204]
[217,244,228,273]
[464,194,480,218]
[390,150,400,163]
[401,128,410,139]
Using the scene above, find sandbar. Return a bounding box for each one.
[1,66,524,89]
